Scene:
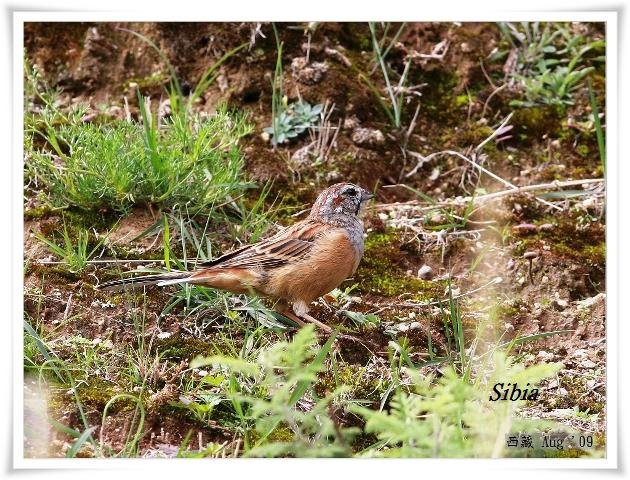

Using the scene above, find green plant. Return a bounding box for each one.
[35,220,107,273]
[494,22,604,107]
[189,326,355,457]
[25,41,253,214]
[360,22,413,129]
[352,353,563,458]
[264,100,323,146]
[587,78,606,175]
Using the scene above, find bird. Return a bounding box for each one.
[100,183,374,334]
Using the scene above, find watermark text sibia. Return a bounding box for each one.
[489,382,539,401]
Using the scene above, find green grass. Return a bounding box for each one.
[25,54,253,214]
[35,218,108,273]
[361,22,411,129]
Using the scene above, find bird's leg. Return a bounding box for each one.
[290,301,377,351]
[277,304,334,333]
[274,302,309,329]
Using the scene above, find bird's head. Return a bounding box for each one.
[309,182,374,220]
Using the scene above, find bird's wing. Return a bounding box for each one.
[196,220,330,270]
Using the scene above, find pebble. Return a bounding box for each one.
[581,360,596,369]
[536,350,555,362]
[351,127,385,147]
[577,293,606,309]
[539,223,554,231]
[417,264,433,280]
[290,57,328,85]
[289,145,312,169]
[409,322,422,331]
[513,223,538,234]
[398,323,409,332]
[553,298,569,310]
[430,213,445,224]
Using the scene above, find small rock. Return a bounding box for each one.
[538,223,554,231]
[398,323,409,332]
[343,115,360,130]
[325,171,341,182]
[577,293,606,310]
[523,250,539,260]
[261,131,270,142]
[409,321,422,330]
[513,223,538,235]
[536,350,554,362]
[417,264,433,280]
[553,298,569,311]
[157,332,172,340]
[572,349,588,359]
[430,213,445,224]
[289,145,312,169]
[581,359,596,369]
[557,387,568,396]
[351,127,385,147]
[506,258,515,270]
[460,42,472,53]
[290,57,328,85]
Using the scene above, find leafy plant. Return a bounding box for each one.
[189,326,355,457]
[352,353,564,458]
[264,101,323,146]
[494,22,604,107]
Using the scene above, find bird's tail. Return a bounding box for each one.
[98,270,194,291]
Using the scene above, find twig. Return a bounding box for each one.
[481,84,507,119]
[407,147,562,211]
[471,178,604,204]
[37,259,166,265]
[373,178,604,211]
[63,293,73,321]
[479,58,496,89]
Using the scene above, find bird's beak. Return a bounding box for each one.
[361,190,375,201]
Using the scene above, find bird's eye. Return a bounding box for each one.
[344,187,358,197]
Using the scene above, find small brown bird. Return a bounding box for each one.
[100,183,374,333]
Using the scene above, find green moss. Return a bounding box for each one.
[511,213,605,267]
[415,69,460,124]
[315,364,385,401]
[125,71,169,90]
[512,106,563,143]
[25,205,55,219]
[353,232,445,300]
[576,144,590,158]
[76,377,131,410]
[155,336,216,361]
